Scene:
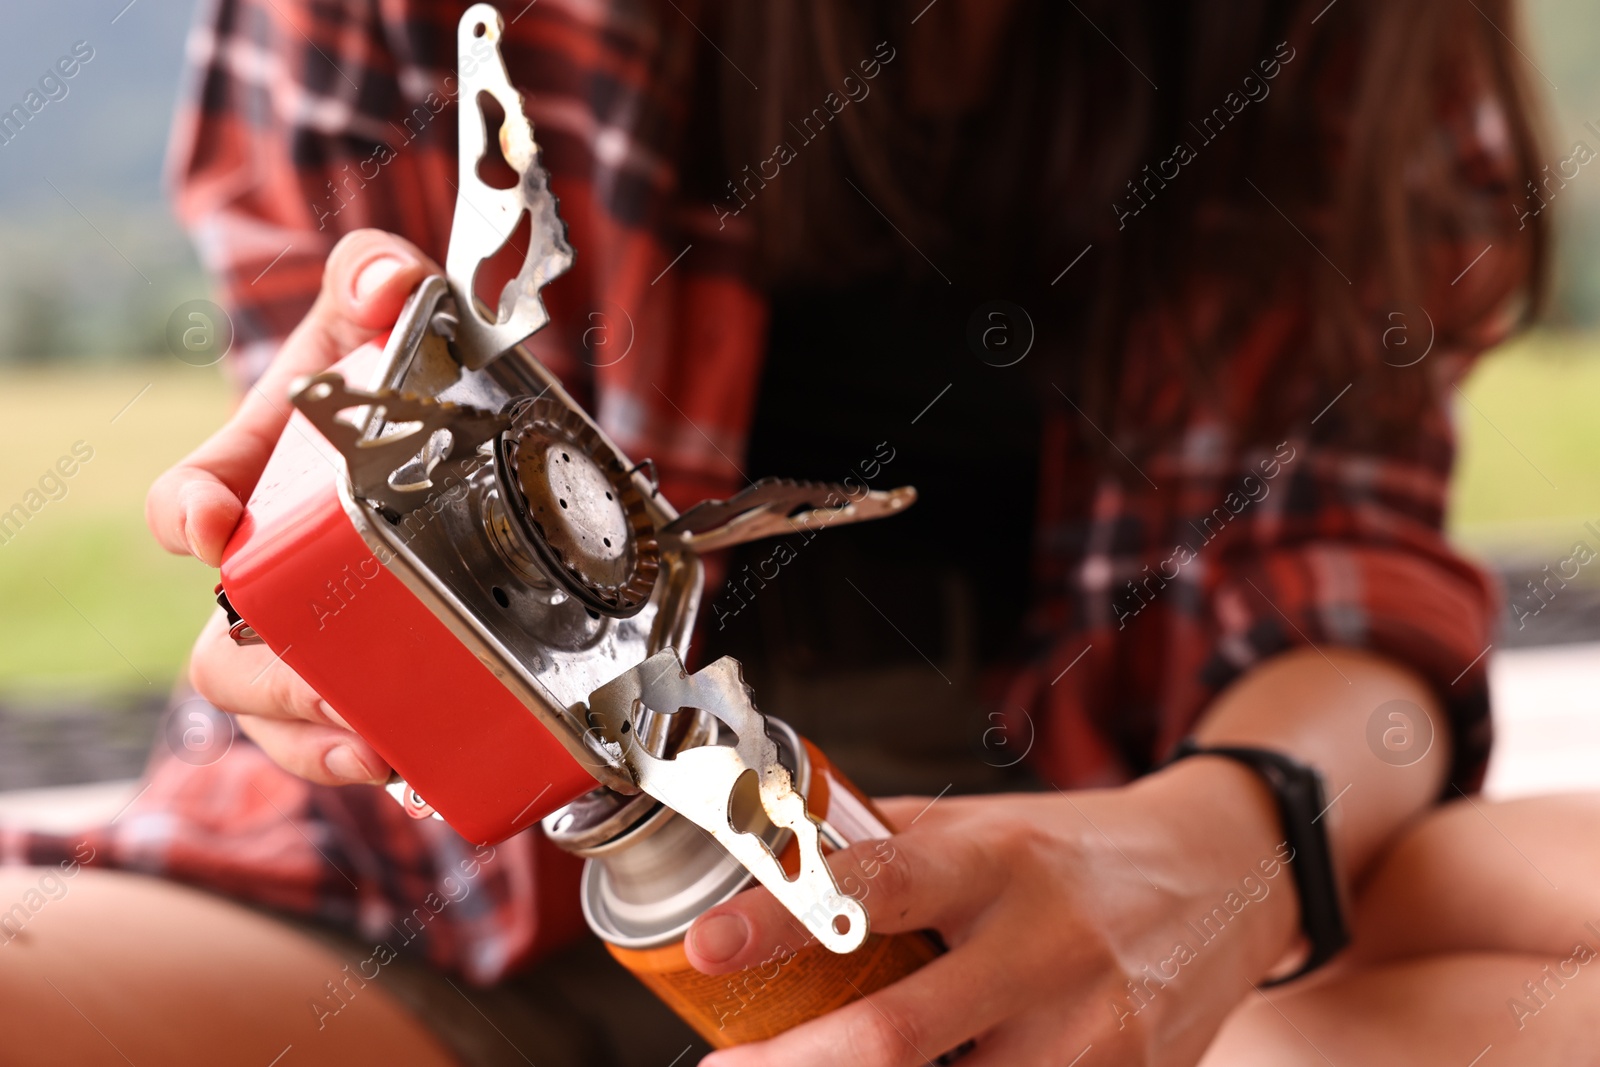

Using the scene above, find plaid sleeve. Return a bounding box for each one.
[1192,68,1530,794]
[165,0,761,506]
[1196,366,1499,795]
[1017,64,1530,796]
[166,0,459,385]
[1017,352,1500,797]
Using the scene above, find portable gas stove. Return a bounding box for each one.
[216,2,915,956]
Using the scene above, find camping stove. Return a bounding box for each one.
[215,3,913,956]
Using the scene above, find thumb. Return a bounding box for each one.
[147,230,438,564]
[685,833,931,975]
[287,229,439,374]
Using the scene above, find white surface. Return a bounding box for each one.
[0,777,140,832]
[1485,641,1600,799]
[0,647,1593,831]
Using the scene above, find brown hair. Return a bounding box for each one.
[709,0,1549,444]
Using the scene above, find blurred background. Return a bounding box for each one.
[1,0,1598,798]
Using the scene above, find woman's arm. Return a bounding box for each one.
[685,646,1452,1067]
[1126,645,1452,992]
[1184,645,1450,894]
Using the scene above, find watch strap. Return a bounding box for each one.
[1167,738,1351,985]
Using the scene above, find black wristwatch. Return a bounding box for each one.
[1164,738,1350,985]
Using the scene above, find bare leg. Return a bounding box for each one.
[1343,792,1600,963]
[1201,794,1600,1065]
[0,867,459,1066]
[1203,952,1600,1066]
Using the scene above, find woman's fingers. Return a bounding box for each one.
[167,477,248,566]
[188,611,330,724]
[701,928,1021,1067]
[235,713,391,786]
[871,795,935,830]
[154,232,434,790]
[146,229,438,565]
[186,610,390,785]
[685,819,995,975]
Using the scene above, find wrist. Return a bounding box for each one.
[1129,756,1302,982]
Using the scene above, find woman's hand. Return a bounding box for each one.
[685,759,1301,1066]
[146,229,437,785]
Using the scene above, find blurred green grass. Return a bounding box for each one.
[0,364,232,699]
[0,334,1599,700]
[1448,332,1600,559]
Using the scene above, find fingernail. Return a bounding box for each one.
[319,701,354,731]
[177,486,206,560]
[353,255,405,302]
[183,516,205,560]
[325,744,378,783]
[689,913,749,964]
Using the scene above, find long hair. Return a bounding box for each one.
[709,0,1549,446]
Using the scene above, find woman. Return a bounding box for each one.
[5,0,1596,1064]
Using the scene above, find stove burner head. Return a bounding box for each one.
[496,396,659,616]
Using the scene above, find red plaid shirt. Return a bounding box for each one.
[3,0,1524,981]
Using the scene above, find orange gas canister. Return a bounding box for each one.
[546,720,947,1049]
